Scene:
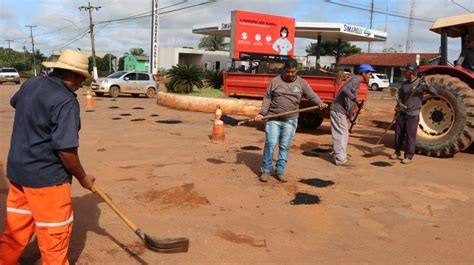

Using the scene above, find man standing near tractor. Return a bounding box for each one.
[255,58,328,182]
[390,62,437,164]
[455,34,474,73]
[330,64,375,166]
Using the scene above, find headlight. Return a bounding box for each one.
[100,80,108,84]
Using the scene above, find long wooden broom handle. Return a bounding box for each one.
[92,184,139,233]
[239,105,322,125]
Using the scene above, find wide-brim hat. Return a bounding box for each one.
[42,49,93,80]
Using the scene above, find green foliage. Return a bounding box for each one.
[0,47,46,74]
[166,64,203,94]
[198,35,226,51]
[382,44,403,53]
[204,70,224,89]
[129,48,146,56]
[419,58,430,66]
[306,41,362,57]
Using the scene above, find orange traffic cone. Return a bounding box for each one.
[211,119,225,143]
[215,105,222,120]
[211,105,225,143]
[85,90,94,112]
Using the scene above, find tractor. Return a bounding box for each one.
[418,13,474,157]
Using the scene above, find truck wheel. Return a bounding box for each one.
[298,113,324,129]
[109,86,119,98]
[371,83,379,91]
[416,74,474,157]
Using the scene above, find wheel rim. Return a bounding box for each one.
[147,88,155,97]
[419,95,454,139]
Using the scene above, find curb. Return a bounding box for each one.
[156,92,262,116]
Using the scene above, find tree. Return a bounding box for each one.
[198,35,225,51]
[382,44,403,53]
[129,48,145,56]
[306,41,362,57]
[166,64,203,93]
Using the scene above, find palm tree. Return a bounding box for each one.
[198,36,226,51]
[167,64,203,93]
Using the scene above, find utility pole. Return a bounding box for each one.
[5,40,14,49]
[25,25,37,76]
[150,0,160,77]
[406,0,415,53]
[368,0,374,53]
[79,2,101,79]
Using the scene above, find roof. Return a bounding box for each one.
[339,53,440,67]
[430,13,474,38]
[134,55,149,61]
[193,21,387,42]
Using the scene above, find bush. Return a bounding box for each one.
[166,64,203,94]
[204,70,224,89]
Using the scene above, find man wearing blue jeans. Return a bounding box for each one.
[255,58,328,182]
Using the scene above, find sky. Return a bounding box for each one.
[1,0,473,63]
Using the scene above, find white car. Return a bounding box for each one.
[91,71,157,98]
[369,73,390,91]
[0,68,20,84]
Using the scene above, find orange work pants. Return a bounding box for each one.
[0,182,73,265]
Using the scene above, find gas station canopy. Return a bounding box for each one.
[193,21,387,42]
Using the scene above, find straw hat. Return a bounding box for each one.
[42,49,93,80]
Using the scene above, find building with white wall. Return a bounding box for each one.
[158,47,231,71]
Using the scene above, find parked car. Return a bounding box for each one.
[368,73,390,91]
[90,71,158,98]
[0,68,20,84]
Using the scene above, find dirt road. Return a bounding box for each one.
[0,83,472,264]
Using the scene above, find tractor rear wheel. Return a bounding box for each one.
[416,74,474,157]
[298,112,324,130]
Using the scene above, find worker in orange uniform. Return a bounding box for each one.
[0,49,95,265]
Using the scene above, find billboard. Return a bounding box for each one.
[230,10,295,60]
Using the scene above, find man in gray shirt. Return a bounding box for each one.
[255,58,328,182]
[390,62,437,164]
[330,64,375,166]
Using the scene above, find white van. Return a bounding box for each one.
[369,73,390,91]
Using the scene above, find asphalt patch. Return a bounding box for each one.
[108,106,120,109]
[133,107,144,110]
[120,113,132,116]
[302,150,319,157]
[156,120,182,124]
[112,117,122,120]
[299,178,335,188]
[150,114,159,117]
[371,161,392,167]
[207,158,227,164]
[111,99,117,101]
[131,118,145,122]
[241,146,262,151]
[290,192,321,205]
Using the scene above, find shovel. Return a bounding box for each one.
[349,100,365,133]
[366,85,420,155]
[221,105,322,126]
[92,184,189,253]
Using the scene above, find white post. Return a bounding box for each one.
[390,66,394,83]
[150,0,160,76]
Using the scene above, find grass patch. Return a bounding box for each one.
[189,87,224,98]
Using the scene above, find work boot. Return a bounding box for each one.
[389,152,401,160]
[259,171,270,182]
[335,160,355,168]
[401,158,413,164]
[276,173,288,182]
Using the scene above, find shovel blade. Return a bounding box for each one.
[144,234,189,253]
[367,145,385,155]
[220,115,240,126]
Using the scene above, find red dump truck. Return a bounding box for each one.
[223,72,368,129]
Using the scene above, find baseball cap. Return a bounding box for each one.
[401,62,419,74]
[358,64,376,73]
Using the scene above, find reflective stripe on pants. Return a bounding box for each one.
[0,182,73,265]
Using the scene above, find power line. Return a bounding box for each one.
[324,0,435,23]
